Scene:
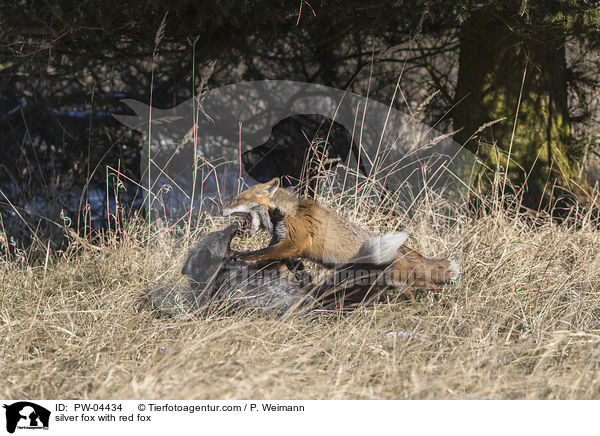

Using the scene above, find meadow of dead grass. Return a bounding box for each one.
[2,177,600,400]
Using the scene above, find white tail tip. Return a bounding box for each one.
[447,260,460,282]
[352,232,410,265]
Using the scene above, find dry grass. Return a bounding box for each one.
[2,180,600,401]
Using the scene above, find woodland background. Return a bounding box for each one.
[1,1,599,250]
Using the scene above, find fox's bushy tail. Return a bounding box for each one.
[352,232,460,285]
[424,257,460,284]
[351,232,410,264]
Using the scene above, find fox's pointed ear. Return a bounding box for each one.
[264,178,280,196]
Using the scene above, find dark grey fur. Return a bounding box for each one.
[313,261,396,308]
[146,224,313,318]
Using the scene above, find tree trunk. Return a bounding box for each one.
[453,10,577,210]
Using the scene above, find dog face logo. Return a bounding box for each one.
[3,402,50,433]
[114,80,476,221]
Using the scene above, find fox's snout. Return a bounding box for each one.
[222,201,252,217]
[221,198,240,216]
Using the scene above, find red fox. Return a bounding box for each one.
[222,178,459,297]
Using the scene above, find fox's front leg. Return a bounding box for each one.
[231,239,304,262]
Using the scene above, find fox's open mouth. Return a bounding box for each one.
[223,204,272,237]
[228,210,261,236]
